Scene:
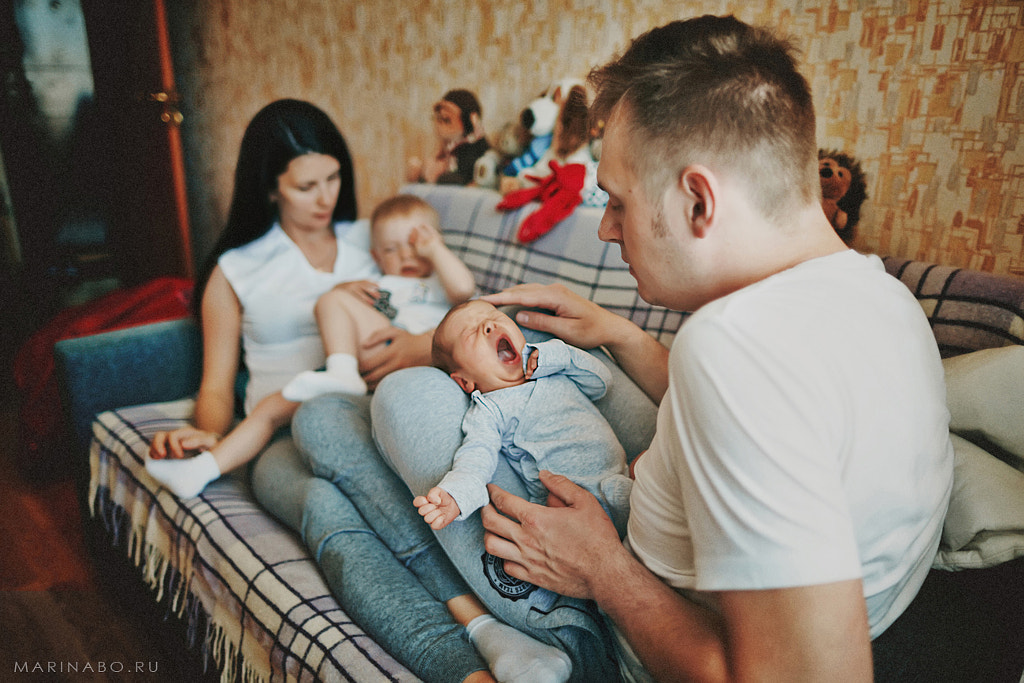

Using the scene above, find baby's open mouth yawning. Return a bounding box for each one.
[496,337,518,364]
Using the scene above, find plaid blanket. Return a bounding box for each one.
[883,257,1024,358]
[90,399,420,683]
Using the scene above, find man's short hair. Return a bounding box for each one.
[370,194,440,236]
[588,15,819,225]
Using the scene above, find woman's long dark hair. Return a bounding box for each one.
[193,99,357,311]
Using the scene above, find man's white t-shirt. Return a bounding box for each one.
[627,249,953,638]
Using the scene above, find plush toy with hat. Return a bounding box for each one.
[818,149,868,245]
[406,89,489,186]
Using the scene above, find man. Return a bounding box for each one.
[479,15,952,681]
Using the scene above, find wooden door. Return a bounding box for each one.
[80,0,193,285]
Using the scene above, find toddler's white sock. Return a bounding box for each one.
[145,450,221,498]
[282,353,367,401]
[466,614,572,683]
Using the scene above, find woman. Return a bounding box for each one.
[148,100,563,683]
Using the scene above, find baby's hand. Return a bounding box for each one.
[524,347,539,380]
[334,279,380,306]
[409,223,444,259]
[413,487,461,530]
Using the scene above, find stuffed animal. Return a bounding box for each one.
[818,149,867,245]
[473,121,528,189]
[496,84,608,242]
[500,84,596,193]
[406,89,489,186]
[499,79,583,186]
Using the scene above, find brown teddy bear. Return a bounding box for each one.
[818,149,867,245]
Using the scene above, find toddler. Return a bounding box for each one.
[283,194,475,400]
[415,300,632,536]
[147,194,476,498]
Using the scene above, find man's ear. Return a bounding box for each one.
[451,371,475,394]
[678,165,716,239]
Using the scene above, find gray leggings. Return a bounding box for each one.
[251,409,487,682]
[264,332,657,682]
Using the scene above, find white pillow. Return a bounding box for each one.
[934,346,1024,570]
[943,345,1024,471]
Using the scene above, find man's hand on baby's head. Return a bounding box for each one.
[414,486,461,530]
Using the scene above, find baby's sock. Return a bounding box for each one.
[466,614,572,683]
[145,450,221,498]
[282,353,367,402]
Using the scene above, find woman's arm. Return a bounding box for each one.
[150,265,242,459]
[194,266,243,434]
[482,284,669,403]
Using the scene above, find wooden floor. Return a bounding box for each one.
[0,280,216,681]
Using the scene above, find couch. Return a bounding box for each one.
[54,183,1024,682]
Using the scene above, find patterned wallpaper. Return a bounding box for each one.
[168,0,1024,277]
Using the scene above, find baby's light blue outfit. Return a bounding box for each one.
[438,338,632,536]
[372,328,659,681]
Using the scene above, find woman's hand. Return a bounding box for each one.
[482,283,631,350]
[149,426,221,460]
[332,279,380,307]
[359,327,433,390]
[422,153,448,184]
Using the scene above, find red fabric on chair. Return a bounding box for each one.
[496,161,586,243]
[14,277,193,475]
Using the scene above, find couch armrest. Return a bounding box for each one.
[54,318,202,449]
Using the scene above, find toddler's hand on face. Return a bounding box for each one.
[409,223,443,259]
[414,486,461,530]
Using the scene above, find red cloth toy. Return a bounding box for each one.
[496,160,585,242]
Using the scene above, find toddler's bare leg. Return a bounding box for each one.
[283,290,394,401]
[316,288,393,357]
